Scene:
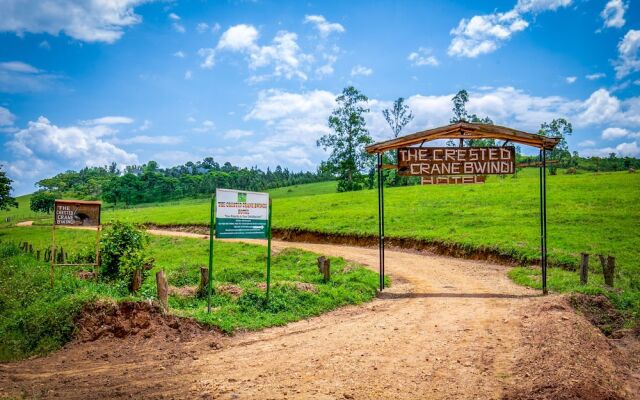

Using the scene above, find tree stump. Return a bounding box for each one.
[156,270,169,312]
[598,255,616,287]
[629,168,636,174]
[198,266,209,298]
[579,253,589,285]
[36,250,41,261]
[130,269,142,293]
[317,256,330,282]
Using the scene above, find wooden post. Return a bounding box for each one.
[36,250,40,261]
[579,253,589,285]
[28,243,33,254]
[599,255,615,287]
[317,256,330,282]
[130,269,142,293]
[198,266,209,298]
[156,270,169,312]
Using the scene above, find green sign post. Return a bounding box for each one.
[208,189,272,313]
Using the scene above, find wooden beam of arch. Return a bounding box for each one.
[365,122,560,154]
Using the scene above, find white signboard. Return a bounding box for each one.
[215,189,269,238]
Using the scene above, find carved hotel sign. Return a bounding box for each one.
[397,146,516,177]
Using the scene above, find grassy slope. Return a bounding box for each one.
[0,194,47,227]
[0,226,379,360]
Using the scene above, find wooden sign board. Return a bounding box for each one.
[215,189,269,239]
[398,146,515,176]
[54,200,101,226]
[421,176,486,185]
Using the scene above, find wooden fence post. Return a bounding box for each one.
[579,253,589,285]
[130,269,142,293]
[36,250,41,261]
[198,266,209,298]
[598,255,616,287]
[156,270,169,312]
[317,256,330,282]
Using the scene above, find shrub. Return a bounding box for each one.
[100,221,149,283]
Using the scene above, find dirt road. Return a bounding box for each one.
[1,230,638,399]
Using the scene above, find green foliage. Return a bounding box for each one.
[0,165,18,211]
[538,118,573,175]
[29,190,56,214]
[100,222,150,281]
[382,97,415,187]
[318,86,374,192]
[448,89,495,147]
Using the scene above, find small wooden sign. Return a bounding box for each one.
[398,146,515,176]
[421,176,486,185]
[54,200,101,226]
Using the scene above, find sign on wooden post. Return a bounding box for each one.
[397,146,516,177]
[215,189,269,239]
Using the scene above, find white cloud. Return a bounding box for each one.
[202,24,313,81]
[578,140,596,147]
[448,0,571,58]
[0,0,151,43]
[168,13,180,21]
[304,15,345,37]
[601,0,627,29]
[0,106,16,127]
[0,61,59,93]
[565,76,577,84]
[81,116,134,125]
[184,70,192,80]
[8,116,137,171]
[172,23,186,33]
[38,40,50,50]
[614,29,640,79]
[137,119,152,131]
[586,73,606,80]
[408,48,439,67]
[601,127,640,140]
[173,51,185,58]
[577,89,621,125]
[197,23,209,33]
[582,141,639,157]
[193,120,215,133]
[115,135,182,145]
[351,65,373,77]
[224,129,254,139]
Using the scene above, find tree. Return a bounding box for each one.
[382,97,414,186]
[318,86,374,192]
[538,118,572,175]
[30,191,56,214]
[448,90,495,147]
[383,97,414,138]
[0,166,18,211]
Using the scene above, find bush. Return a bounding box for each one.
[100,222,149,283]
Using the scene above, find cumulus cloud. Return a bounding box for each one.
[0,106,16,127]
[448,0,571,58]
[408,48,439,67]
[173,51,185,58]
[351,65,373,77]
[304,15,345,37]
[0,61,60,93]
[199,24,313,81]
[6,116,137,192]
[0,0,151,43]
[193,120,215,133]
[601,0,627,29]
[601,127,640,140]
[565,76,577,84]
[581,141,639,157]
[614,29,640,79]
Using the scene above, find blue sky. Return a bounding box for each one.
[1,0,639,195]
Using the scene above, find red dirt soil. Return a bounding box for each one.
[1,236,638,399]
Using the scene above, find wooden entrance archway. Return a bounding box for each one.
[365,122,561,294]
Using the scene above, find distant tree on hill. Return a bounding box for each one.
[0,166,18,211]
[30,191,56,214]
[449,89,495,147]
[318,86,374,192]
[382,97,414,186]
[538,118,573,175]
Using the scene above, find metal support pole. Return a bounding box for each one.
[377,153,385,291]
[207,195,215,313]
[542,149,548,295]
[266,198,272,302]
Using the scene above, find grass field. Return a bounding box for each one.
[0,226,380,361]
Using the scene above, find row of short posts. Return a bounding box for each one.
[18,242,67,263]
[580,253,616,287]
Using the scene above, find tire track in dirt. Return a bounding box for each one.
[1,228,637,399]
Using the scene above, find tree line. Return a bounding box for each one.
[29,159,331,212]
